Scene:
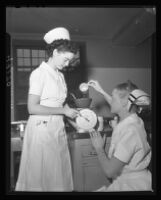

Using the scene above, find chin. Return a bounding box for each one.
[58,66,63,70]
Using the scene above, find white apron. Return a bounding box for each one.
[15,62,73,191]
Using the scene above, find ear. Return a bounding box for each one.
[52,49,59,57]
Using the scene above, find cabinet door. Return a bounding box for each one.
[83,165,110,191]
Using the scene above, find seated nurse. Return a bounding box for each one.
[88,80,152,191]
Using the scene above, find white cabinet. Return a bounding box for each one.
[69,137,111,191]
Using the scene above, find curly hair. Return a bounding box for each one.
[46,39,78,58]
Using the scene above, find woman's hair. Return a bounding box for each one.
[46,39,78,58]
[115,80,138,99]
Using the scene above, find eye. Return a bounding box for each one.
[64,58,70,62]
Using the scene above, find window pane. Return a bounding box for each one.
[32,50,38,57]
[39,50,45,57]
[39,58,44,64]
[17,68,31,72]
[24,58,31,66]
[17,58,23,66]
[32,58,38,66]
[24,49,30,57]
[17,49,23,57]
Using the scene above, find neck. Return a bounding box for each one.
[47,58,57,71]
[118,110,132,122]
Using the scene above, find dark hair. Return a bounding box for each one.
[115,80,138,98]
[46,39,78,58]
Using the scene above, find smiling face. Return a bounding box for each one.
[52,49,75,70]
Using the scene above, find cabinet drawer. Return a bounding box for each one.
[81,144,97,158]
[82,157,100,166]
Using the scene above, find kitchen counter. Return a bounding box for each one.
[67,129,112,140]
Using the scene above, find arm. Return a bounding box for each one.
[28,94,79,119]
[89,130,125,179]
[88,80,112,105]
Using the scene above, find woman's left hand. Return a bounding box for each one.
[89,129,105,151]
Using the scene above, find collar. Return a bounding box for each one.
[40,61,61,80]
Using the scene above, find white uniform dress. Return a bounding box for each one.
[15,62,73,191]
[97,113,152,191]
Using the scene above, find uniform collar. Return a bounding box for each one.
[118,113,141,128]
[40,61,61,80]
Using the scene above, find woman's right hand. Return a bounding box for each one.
[88,80,104,94]
[63,104,79,119]
[109,116,119,129]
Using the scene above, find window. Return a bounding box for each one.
[12,40,48,120]
[15,48,48,105]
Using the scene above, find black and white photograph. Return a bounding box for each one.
[6,6,156,194]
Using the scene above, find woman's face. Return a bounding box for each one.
[53,50,75,70]
[110,89,127,114]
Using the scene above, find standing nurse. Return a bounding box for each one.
[15,27,79,191]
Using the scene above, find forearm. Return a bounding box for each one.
[67,119,79,130]
[101,90,112,105]
[28,104,65,115]
[96,148,113,178]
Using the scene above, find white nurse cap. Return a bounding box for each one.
[44,27,70,44]
[128,89,150,106]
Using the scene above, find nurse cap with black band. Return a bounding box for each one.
[128,89,150,112]
[43,27,70,44]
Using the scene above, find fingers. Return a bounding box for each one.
[88,80,97,86]
[71,109,80,119]
[89,129,100,138]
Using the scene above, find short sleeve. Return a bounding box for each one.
[28,68,45,96]
[114,127,138,163]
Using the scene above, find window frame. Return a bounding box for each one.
[12,39,47,120]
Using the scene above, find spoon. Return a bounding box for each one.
[70,93,77,100]
[77,112,90,122]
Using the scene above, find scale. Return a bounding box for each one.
[70,82,104,133]
[76,108,98,132]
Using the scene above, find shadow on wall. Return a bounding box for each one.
[91,98,113,117]
[86,63,113,117]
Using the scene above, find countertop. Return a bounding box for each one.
[67,127,112,140]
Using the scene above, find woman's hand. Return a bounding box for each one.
[63,104,79,119]
[67,119,80,132]
[88,80,104,94]
[89,129,106,152]
[109,116,119,129]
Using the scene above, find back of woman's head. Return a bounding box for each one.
[46,39,78,58]
[115,80,150,115]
